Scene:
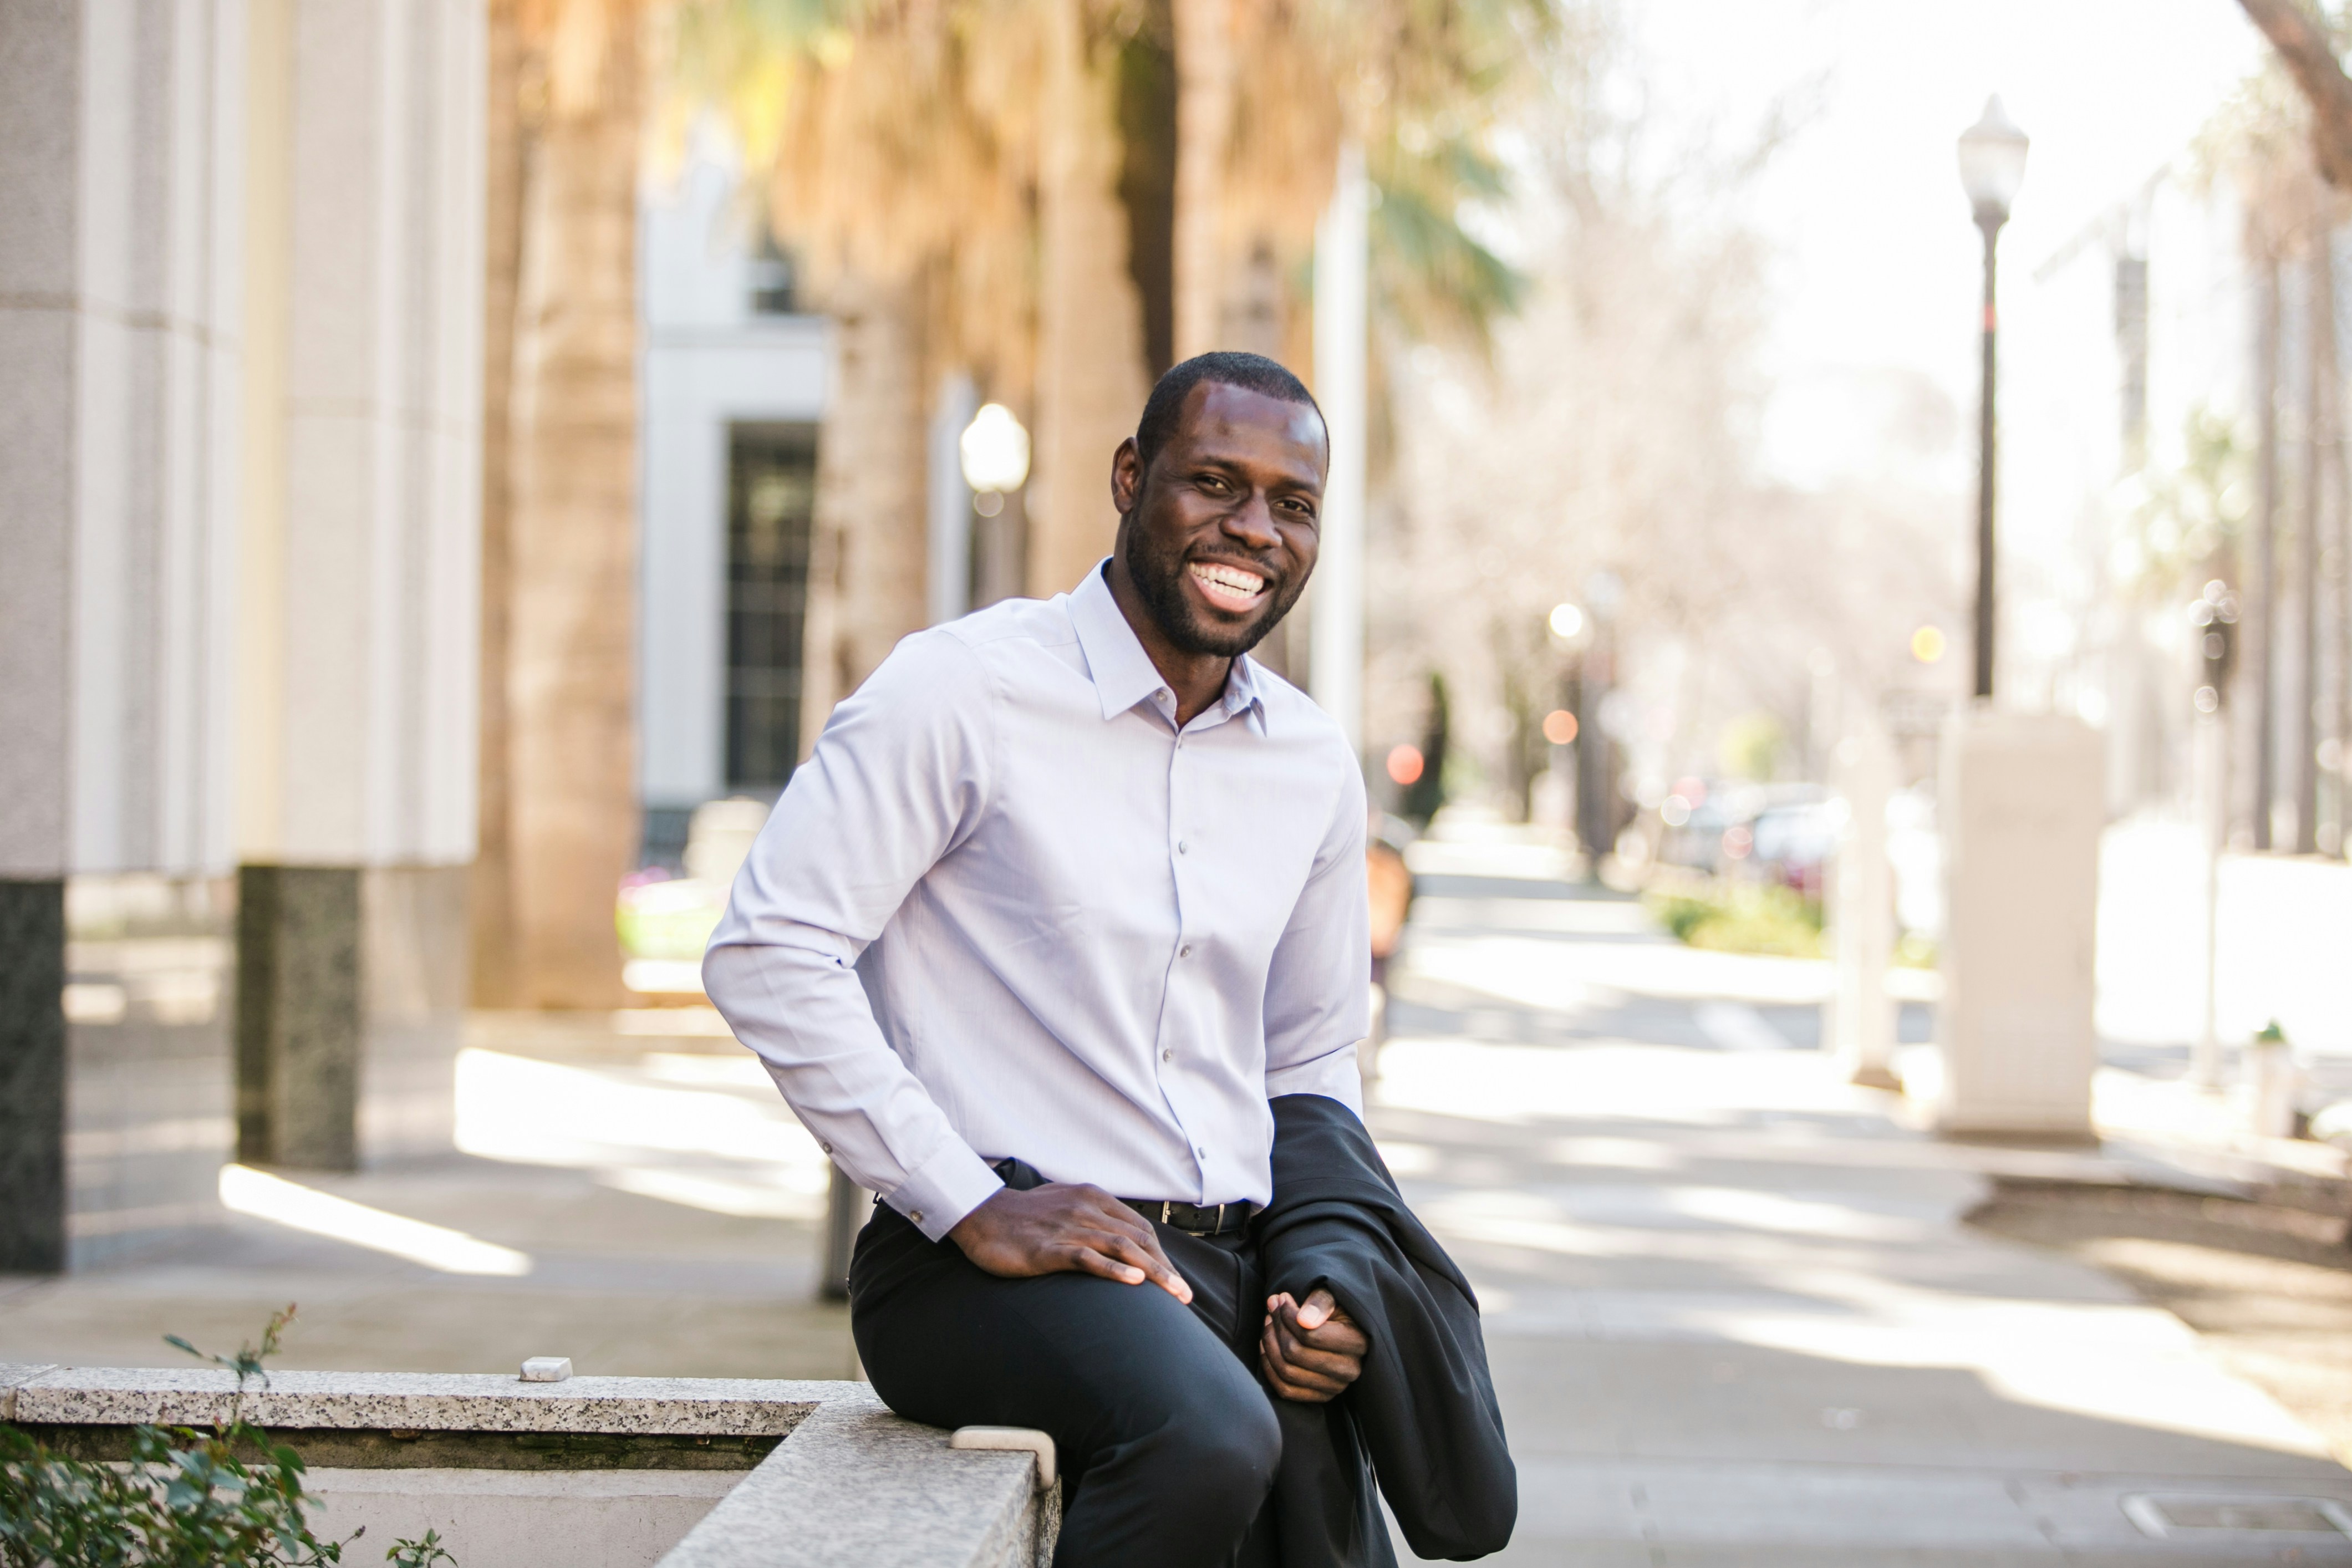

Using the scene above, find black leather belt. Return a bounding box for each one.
[1124,1198,1254,1236]
[984,1159,1253,1236]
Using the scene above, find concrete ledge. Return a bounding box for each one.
[655,1388,1057,1568]
[0,1367,1058,1567]
[1,1366,830,1436]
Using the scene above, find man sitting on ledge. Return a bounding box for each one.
[705,352,1513,1567]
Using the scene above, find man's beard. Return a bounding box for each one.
[1126,525,1309,659]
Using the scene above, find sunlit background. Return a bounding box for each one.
[8,0,2352,1557]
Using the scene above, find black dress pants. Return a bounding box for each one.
[848,1189,1290,1568]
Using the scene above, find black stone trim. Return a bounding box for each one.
[236,865,362,1170]
[0,879,66,1272]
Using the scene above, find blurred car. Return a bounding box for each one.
[1654,780,1738,873]
[1654,781,1835,894]
[1748,791,1838,897]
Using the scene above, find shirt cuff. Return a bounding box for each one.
[887,1137,1006,1242]
[1265,1042,1366,1118]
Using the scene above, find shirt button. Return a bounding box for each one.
[1177,841,1189,854]
[1162,1048,1175,1062]
[819,1141,833,1154]
[1179,944,1192,958]
[909,1210,925,1225]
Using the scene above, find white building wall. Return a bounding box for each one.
[637,134,827,814]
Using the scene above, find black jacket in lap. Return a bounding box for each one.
[1256,1093,1516,1565]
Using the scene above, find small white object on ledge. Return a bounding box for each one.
[519,1357,573,1383]
[950,1425,1057,1488]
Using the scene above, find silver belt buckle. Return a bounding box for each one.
[1161,1201,1172,1224]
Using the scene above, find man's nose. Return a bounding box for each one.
[1221,491,1280,550]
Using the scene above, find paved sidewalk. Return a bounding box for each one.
[8,845,2349,1562]
[1374,855,2352,1565]
[0,1013,856,1381]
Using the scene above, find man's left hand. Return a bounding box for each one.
[1260,1288,1367,1403]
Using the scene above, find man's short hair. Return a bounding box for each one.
[1133,351,1326,475]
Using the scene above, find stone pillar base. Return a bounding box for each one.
[236,864,470,1173]
[0,880,67,1272]
[237,866,363,1170]
[1933,711,2104,1139]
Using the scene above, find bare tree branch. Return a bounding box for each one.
[2237,0,2352,187]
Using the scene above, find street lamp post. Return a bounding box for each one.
[1957,97,2029,701]
[1933,99,2099,1143]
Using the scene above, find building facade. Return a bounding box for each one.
[0,0,485,1267]
[636,130,829,868]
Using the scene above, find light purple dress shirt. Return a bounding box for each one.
[703,562,1371,1242]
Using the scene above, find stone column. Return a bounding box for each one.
[1,0,247,1269]
[1827,717,1898,1090]
[235,0,486,1169]
[1933,710,2105,1138]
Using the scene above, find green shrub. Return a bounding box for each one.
[1644,878,1824,959]
[1,1309,455,1568]
[1893,930,1938,970]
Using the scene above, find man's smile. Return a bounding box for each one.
[1188,559,1270,613]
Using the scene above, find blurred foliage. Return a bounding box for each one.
[1650,873,1933,967]
[656,0,1547,353]
[615,875,727,961]
[1,1309,456,1567]
[1497,630,1555,814]
[2191,0,2352,190]
[656,0,844,174]
[1400,669,1451,826]
[2117,405,2251,594]
[1893,929,1937,971]
[1645,876,1822,959]
[1717,711,1784,782]
[1370,131,1524,347]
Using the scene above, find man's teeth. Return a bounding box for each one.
[1189,562,1266,607]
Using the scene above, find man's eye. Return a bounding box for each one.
[1198,475,1231,493]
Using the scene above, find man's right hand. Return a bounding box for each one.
[946,1184,1193,1304]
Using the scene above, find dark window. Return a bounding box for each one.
[725,425,817,792]
[640,806,692,875]
[748,230,799,316]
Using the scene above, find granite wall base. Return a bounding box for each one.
[238,863,469,1173]
[238,866,364,1170]
[0,880,67,1272]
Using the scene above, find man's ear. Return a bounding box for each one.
[1111,436,1144,517]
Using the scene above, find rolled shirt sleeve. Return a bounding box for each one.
[702,630,1006,1241]
[1261,761,1372,1113]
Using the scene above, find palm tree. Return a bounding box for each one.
[1031,0,1154,597]
[475,0,648,1009]
[1172,0,1235,360]
[661,0,1543,741]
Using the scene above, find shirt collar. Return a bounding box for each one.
[1070,559,1270,735]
